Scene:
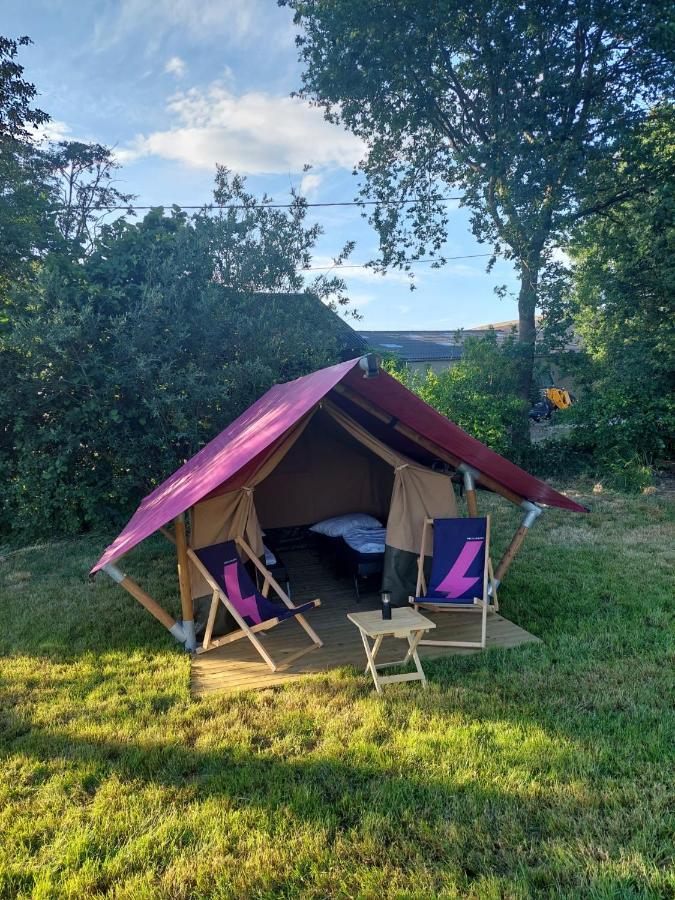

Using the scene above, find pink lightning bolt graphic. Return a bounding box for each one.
[435,539,484,598]
[223,561,262,624]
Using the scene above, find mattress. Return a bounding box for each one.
[342,526,386,555]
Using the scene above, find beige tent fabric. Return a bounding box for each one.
[188,410,314,598]
[188,398,457,597]
[322,400,457,554]
[254,409,393,527]
[191,488,258,553]
[390,464,457,555]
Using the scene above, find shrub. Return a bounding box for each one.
[383,331,527,458]
[0,195,350,538]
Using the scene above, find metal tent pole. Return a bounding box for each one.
[174,514,196,652]
[458,463,480,516]
[494,500,543,585]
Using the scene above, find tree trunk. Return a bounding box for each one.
[516,260,540,402]
[508,257,540,451]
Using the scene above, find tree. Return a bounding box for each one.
[0,140,54,317]
[209,166,354,309]
[1,173,354,536]
[0,35,53,312]
[383,330,525,457]
[0,35,47,140]
[283,0,675,400]
[46,141,135,251]
[563,107,675,483]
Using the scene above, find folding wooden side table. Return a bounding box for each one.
[347,607,436,693]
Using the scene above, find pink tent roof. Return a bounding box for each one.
[340,365,586,513]
[91,357,585,574]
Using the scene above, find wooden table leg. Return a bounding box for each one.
[359,630,383,693]
[356,626,431,692]
[404,630,427,688]
[364,634,383,674]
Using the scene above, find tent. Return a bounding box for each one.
[92,355,586,651]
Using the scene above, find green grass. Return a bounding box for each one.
[1,482,673,898]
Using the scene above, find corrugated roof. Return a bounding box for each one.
[359,331,463,361]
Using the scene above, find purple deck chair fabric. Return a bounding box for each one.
[417,517,488,605]
[193,541,315,627]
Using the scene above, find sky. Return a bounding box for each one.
[5,0,522,329]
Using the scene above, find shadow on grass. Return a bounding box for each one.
[2,513,672,769]
[1,702,666,897]
[0,705,584,875]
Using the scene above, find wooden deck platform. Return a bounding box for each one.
[191,548,540,696]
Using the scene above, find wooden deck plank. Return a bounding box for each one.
[190,548,540,696]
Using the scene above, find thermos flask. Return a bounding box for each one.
[381,591,392,620]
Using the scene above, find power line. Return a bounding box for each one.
[93,195,464,212]
[303,252,491,271]
[85,194,489,271]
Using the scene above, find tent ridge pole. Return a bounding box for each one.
[102,563,187,646]
[332,383,525,507]
[494,501,543,585]
[160,526,176,545]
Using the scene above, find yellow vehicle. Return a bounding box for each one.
[544,387,575,411]
[529,387,576,421]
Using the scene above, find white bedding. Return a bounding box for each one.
[342,526,387,555]
[309,512,382,538]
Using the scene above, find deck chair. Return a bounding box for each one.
[187,536,322,670]
[410,517,498,650]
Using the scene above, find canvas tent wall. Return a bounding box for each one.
[188,403,458,602]
[92,356,586,650]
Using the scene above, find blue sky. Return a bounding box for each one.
[6,0,522,329]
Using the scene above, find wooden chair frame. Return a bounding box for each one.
[187,535,322,671]
[412,516,499,650]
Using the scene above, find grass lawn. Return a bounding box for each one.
[1,481,673,898]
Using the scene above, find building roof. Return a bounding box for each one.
[359,331,464,361]
[469,319,522,331]
[361,321,580,357]
[469,318,581,352]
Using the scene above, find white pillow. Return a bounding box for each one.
[309,513,382,538]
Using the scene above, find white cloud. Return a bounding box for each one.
[122,83,364,175]
[92,0,273,51]
[300,172,322,196]
[164,55,187,78]
[308,255,415,287]
[443,263,483,277]
[33,119,71,144]
[348,292,377,308]
[551,246,572,268]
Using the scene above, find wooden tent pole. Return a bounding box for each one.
[458,463,479,517]
[466,492,479,517]
[102,564,186,645]
[332,380,547,586]
[333,382,462,457]
[174,514,196,652]
[494,501,543,583]
[331,383,525,507]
